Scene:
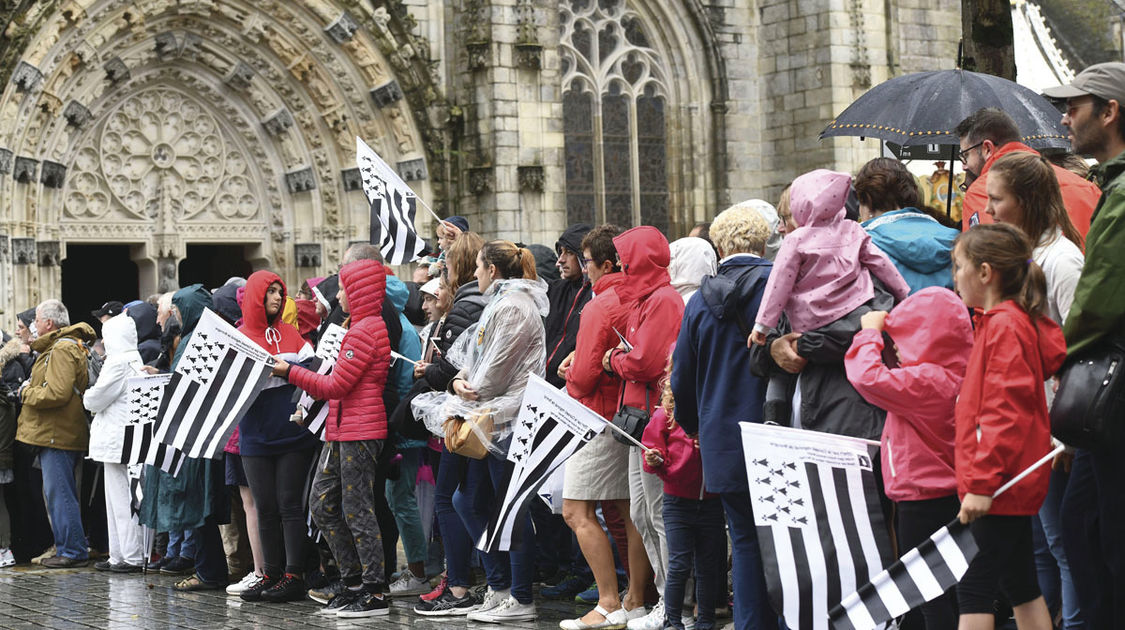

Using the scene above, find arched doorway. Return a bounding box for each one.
[60,244,140,329]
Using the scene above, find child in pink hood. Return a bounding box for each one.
[642,361,725,630]
[844,287,974,630]
[749,169,910,345]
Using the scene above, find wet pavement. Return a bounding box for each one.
[0,564,605,629]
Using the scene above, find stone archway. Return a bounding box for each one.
[0,0,445,315]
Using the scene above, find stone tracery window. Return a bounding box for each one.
[561,0,669,233]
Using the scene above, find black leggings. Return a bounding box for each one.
[896,495,961,630]
[243,449,316,576]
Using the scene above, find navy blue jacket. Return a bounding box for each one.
[671,254,771,494]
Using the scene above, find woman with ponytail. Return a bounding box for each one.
[951,224,1067,630]
[424,239,548,623]
[986,151,1087,628]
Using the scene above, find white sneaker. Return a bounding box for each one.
[0,548,15,568]
[627,598,665,630]
[225,572,261,595]
[388,568,430,596]
[467,596,537,623]
[682,615,696,630]
[468,586,510,617]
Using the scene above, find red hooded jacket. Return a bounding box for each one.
[239,271,306,355]
[961,142,1099,243]
[608,227,684,413]
[288,260,391,441]
[845,288,974,502]
[955,300,1067,515]
[641,407,712,499]
[566,272,629,419]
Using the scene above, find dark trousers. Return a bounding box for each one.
[193,522,229,585]
[663,494,726,630]
[242,449,315,576]
[310,440,385,588]
[435,445,474,587]
[895,495,960,630]
[721,491,778,630]
[7,443,52,563]
[1065,443,1125,629]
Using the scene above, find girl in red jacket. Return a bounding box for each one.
[271,259,392,619]
[642,360,725,630]
[951,224,1067,630]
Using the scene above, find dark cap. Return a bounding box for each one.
[442,216,470,234]
[91,301,124,319]
[1043,62,1125,105]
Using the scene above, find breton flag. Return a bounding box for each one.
[478,374,605,552]
[120,373,185,476]
[295,323,347,440]
[356,137,425,264]
[739,423,895,630]
[127,464,145,518]
[153,309,274,460]
[829,519,977,630]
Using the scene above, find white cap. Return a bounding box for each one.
[420,278,441,297]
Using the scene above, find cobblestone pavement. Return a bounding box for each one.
[0,564,606,630]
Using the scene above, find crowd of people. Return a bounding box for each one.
[0,62,1123,630]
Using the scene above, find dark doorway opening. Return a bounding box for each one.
[178,244,252,290]
[61,244,140,331]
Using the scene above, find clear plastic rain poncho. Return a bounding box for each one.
[412,277,549,456]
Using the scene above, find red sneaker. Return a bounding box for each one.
[419,573,448,602]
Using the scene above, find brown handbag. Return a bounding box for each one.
[443,407,494,459]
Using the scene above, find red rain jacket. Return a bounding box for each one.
[239,271,306,355]
[641,407,712,499]
[954,300,1067,515]
[961,142,1099,243]
[608,227,684,414]
[566,272,629,419]
[845,287,974,502]
[288,260,391,441]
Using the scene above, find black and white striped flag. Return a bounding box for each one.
[295,324,347,440]
[153,309,274,460]
[127,464,145,518]
[478,374,605,552]
[123,422,185,476]
[120,374,171,465]
[356,137,425,264]
[739,423,895,630]
[830,519,977,629]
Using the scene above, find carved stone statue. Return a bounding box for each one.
[387,107,415,154]
[343,39,389,85]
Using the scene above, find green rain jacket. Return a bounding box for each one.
[139,284,228,532]
[1063,149,1125,357]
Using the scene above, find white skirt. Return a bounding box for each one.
[562,429,631,501]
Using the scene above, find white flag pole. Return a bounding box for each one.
[992,443,1066,498]
[390,350,418,366]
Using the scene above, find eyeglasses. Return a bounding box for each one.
[958,141,983,164]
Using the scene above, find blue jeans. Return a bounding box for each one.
[386,447,428,564]
[721,492,779,630]
[167,528,197,560]
[193,523,228,585]
[664,494,726,630]
[39,448,87,560]
[436,445,474,587]
[453,455,535,603]
[1034,468,1084,629]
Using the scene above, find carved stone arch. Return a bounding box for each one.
[0,0,444,312]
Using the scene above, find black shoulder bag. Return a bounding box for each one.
[611,381,649,447]
[1050,336,1125,451]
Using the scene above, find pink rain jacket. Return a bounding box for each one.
[755,169,910,333]
[844,287,973,502]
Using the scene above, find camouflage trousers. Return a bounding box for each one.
[309,439,384,587]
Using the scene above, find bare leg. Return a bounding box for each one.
[616,498,650,612]
[239,485,265,575]
[564,499,619,624]
[958,613,995,630]
[1011,596,1054,630]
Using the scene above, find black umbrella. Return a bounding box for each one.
[820,69,1069,150]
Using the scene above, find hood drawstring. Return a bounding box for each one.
[264,327,281,353]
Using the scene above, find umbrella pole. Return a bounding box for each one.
[947,144,955,218]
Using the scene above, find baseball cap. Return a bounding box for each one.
[1043,62,1125,104]
[91,301,124,319]
[420,278,441,297]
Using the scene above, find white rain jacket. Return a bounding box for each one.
[669,237,717,303]
[85,314,143,463]
[413,277,548,455]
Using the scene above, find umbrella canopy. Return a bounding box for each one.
[820,69,1069,151]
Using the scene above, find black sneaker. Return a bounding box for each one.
[94,560,113,572]
[307,579,348,605]
[260,574,306,603]
[239,574,278,602]
[159,556,194,575]
[319,589,363,615]
[335,591,390,618]
[110,563,143,574]
[413,587,480,616]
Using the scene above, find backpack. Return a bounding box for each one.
[49,338,102,418]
